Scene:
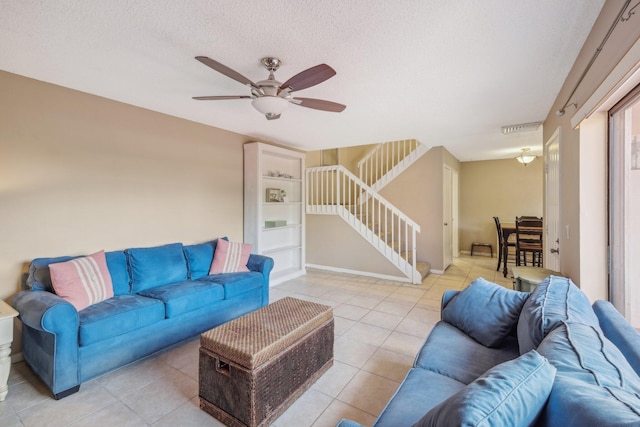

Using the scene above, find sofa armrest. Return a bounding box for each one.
[247,254,274,305]
[441,290,459,316]
[13,290,79,333]
[12,290,80,395]
[247,254,274,275]
[592,300,640,376]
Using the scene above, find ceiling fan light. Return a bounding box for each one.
[251,96,288,116]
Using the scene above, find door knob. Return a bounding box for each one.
[550,248,559,254]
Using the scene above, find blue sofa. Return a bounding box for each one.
[12,240,273,399]
[338,276,640,427]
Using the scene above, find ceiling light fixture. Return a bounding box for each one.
[501,121,543,135]
[516,148,536,166]
[251,96,289,120]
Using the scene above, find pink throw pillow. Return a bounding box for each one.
[209,239,252,274]
[50,250,114,311]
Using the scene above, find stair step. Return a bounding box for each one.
[416,261,431,279]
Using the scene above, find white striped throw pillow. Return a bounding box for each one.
[209,239,252,274]
[50,250,114,311]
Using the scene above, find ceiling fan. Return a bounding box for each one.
[193,56,346,120]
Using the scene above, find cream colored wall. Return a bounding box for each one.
[378,146,460,272]
[0,70,256,306]
[543,1,640,298]
[306,215,403,277]
[459,158,543,257]
[306,145,376,172]
[338,145,376,174]
[578,112,608,301]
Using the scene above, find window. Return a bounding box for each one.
[609,83,640,327]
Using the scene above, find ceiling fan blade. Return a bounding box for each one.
[292,97,346,112]
[195,56,262,92]
[192,95,251,100]
[280,64,336,93]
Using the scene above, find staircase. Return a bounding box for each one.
[306,140,430,284]
[358,139,430,191]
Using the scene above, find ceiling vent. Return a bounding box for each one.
[501,121,543,135]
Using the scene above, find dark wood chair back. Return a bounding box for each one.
[515,216,543,266]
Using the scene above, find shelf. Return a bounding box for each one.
[245,142,306,282]
[262,175,302,182]
[263,202,302,206]
[262,224,302,231]
[263,245,302,256]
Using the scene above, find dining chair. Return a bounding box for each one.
[493,216,516,276]
[515,216,543,267]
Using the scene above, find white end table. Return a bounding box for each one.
[0,299,18,401]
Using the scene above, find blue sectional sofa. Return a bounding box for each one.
[12,240,273,399]
[338,276,640,427]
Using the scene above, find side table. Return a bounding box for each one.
[512,266,561,292]
[0,299,18,401]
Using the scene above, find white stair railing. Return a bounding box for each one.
[358,139,429,191]
[307,165,422,284]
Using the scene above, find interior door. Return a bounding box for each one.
[443,165,453,269]
[545,129,561,271]
[452,169,459,257]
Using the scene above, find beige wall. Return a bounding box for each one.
[306,215,402,277]
[542,1,640,299]
[0,70,257,305]
[459,158,543,256]
[306,145,376,173]
[382,147,460,272]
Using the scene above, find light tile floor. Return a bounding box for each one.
[0,255,513,427]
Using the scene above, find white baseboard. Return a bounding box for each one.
[461,250,493,257]
[305,264,414,283]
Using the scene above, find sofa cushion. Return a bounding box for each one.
[27,255,78,292]
[414,321,520,385]
[541,377,640,427]
[105,250,130,296]
[27,252,130,296]
[49,251,114,311]
[441,277,528,347]
[209,239,252,274]
[78,294,165,346]
[413,350,556,427]
[374,368,466,427]
[183,240,217,280]
[126,243,188,292]
[138,280,225,318]
[592,300,640,377]
[517,275,601,354]
[537,322,640,426]
[197,271,263,299]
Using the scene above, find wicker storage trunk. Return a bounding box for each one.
[199,297,334,427]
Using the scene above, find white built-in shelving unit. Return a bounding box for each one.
[244,142,306,285]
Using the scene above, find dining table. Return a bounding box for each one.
[501,223,543,277]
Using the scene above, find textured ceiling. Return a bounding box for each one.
[0,1,605,161]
